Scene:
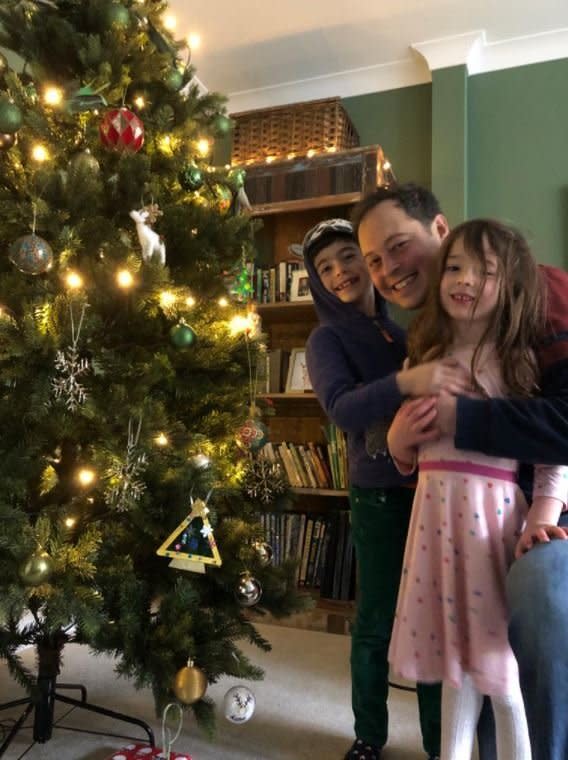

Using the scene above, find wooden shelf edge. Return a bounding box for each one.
[251,191,362,216]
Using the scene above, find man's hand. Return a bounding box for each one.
[435,391,458,437]
[387,396,439,470]
[396,358,470,398]
[515,523,568,559]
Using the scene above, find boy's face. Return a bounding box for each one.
[358,200,449,310]
[313,238,373,309]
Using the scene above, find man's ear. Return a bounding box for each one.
[432,213,450,241]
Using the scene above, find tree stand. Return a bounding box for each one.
[0,636,155,757]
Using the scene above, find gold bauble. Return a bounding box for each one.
[19,550,54,586]
[172,663,207,704]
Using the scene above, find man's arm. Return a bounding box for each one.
[454,358,568,464]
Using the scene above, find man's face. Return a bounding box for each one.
[313,238,372,309]
[358,200,449,310]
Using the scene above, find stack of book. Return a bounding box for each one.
[259,510,356,600]
[254,261,304,303]
[261,425,348,490]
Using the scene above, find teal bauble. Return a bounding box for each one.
[0,96,22,134]
[170,322,197,348]
[103,2,131,29]
[178,163,203,192]
[9,234,54,275]
[164,68,184,93]
[213,114,232,136]
[228,167,246,189]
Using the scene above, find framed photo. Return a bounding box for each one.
[285,348,313,392]
[290,269,313,302]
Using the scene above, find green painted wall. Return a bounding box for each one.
[431,66,468,226]
[342,84,432,187]
[468,59,568,268]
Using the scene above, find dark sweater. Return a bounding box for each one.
[305,254,409,488]
[457,264,568,465]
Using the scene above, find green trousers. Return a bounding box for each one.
[349,485,441,756]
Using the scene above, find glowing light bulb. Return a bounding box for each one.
[265,156,275,164]
[32,144,49,162]
[185,296,196,307]
[383,160,392,170]
[306,149,316,158]
[134,95,146,110]
[65,271,83,290]
[163,14,176,30]
[229,314,253,336]
[43,86,63,107]
[196,138,210,157]
[218,297,229,308]
[77,468,95,487]
[65,517,76,528]
[154,433,169,447]
[187,32,201,50]
[159,290,176,308]
[116,269,134,289]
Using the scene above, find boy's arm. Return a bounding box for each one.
[305,329,403,433]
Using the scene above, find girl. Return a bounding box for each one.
[387,219,568,760]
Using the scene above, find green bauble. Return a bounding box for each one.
[228,167,246,189]
[170,322,197,348]
[0,132,17,151]
[213,114,232,136]
[103,2,130,29]
[0,96,22,134]
[164,68,184,93]
[178,163,203,192]
[69,148,100,174]
[19,550,54,586]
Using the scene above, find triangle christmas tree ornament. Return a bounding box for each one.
[157,492,222,573]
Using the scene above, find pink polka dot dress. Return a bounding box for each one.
[388,345,568,698]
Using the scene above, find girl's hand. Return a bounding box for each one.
[387,396,439,471]
[514,523,568,559]
[396,358,470,397]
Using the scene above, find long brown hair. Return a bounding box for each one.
[407,219,545,396]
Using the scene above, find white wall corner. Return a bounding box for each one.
[411,31,486,74]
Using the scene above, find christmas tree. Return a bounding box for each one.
[0,0,305,740]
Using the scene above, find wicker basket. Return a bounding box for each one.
[231,97,359,165]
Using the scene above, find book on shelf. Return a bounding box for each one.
[298,516,314,586]
[253,261,303,303]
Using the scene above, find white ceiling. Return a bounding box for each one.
[168,0,568,113]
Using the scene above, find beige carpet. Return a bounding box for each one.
[0,624,433,760]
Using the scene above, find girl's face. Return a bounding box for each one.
[440,235,500,335]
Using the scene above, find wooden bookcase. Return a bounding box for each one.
[243,145,391,632]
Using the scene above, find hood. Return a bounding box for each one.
[304,248,388,326]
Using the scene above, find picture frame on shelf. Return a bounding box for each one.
[285,348,313,392]
[290,269,312,302]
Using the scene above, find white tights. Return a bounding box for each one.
[441,674,531,760]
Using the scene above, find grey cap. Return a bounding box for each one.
[302,218,355,261]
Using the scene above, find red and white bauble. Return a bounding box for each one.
[99,107,144,153]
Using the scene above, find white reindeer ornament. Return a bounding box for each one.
[129,205,166,266]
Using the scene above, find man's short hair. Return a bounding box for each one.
[351,183,442,238]
[302,218,356,263]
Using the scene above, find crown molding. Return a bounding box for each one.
[227,58,429,114]
[412,31,485,74]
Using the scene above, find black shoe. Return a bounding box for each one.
[343,738,382,759]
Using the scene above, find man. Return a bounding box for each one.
[352,183,568,760]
